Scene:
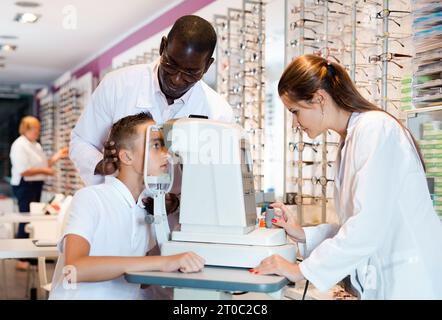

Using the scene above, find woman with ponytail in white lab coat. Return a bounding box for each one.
[253,54,442,299]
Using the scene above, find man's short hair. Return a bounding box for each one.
[167,15,217,58]
[108,112,154,155]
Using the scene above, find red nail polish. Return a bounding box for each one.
[272,218,277,223]
[249,268,255,273]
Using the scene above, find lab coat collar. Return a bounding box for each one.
[105,176,145,209]
[335,112,360,190]
[345,112,360,138]
[135,63,157,110]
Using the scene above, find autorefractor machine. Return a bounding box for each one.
[143,118,296,268]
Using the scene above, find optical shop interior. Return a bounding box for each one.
[0,0,441,301]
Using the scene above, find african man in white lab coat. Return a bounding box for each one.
[253,54,442,299]
[69,15,233,186]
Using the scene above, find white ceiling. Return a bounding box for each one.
[0,0,286,91]
[0,0,182,88]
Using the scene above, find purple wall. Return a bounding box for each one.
[72,0,216,79]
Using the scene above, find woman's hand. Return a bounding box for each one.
[160,252,205,273]
[56,146,69,160]
[267,202,306,243]
[49,146,69,166]
[42,167,55,176]
[251,254,305,283]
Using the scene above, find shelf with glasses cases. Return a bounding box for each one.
[405,105,442,220]
[411,0,442,109]
[413,79,442,90]
[414,65,442,77]
[214,0,267,193]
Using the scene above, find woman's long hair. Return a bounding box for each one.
[278,54,425,170]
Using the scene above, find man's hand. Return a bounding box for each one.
[94,141,119,176]
[143,193,180,216]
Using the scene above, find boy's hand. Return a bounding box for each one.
[161,252,205,273]
[94,141,119,175]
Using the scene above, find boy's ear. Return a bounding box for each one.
[118,149,133,165]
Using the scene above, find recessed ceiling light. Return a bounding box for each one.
[0,35,19,40]
[14,12,41,24]
[0,44,17,52]
[15,1,41,8]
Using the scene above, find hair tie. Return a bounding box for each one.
[326,61,333,76]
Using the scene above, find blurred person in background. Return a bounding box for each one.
[9,116,68,270]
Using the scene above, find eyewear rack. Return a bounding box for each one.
[38,74,94,196]
[39,94,56,193]
[284,0,413,225]
[54,85,84,195]
[116,47,160,69]
[214,0,267,192]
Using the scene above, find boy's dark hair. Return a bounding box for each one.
[167,15,217,58]
[108,112,154,157]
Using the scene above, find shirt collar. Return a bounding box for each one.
[105,176,145,209]
[152,57,198,105]
[20,135,36,145]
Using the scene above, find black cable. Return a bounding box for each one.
[232,291,249,295]
[302,280,310,300]
[295,258,309,300]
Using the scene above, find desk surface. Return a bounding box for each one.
[0,239,58,259]
[0,212,57,223]
[125,266,289,293]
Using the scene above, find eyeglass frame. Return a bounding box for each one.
[311,176,335,186]
[368,52,412,69]
[375,9,410,27]
[160,53,206,83]
[288,141,320,153]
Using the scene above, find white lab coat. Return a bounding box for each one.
[299,111,442,299]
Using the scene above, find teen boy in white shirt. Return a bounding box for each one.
[49,112,204,300]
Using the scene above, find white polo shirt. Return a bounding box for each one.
[9,135,48,185]
[70,59,234,186]
[49,176,156,300]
